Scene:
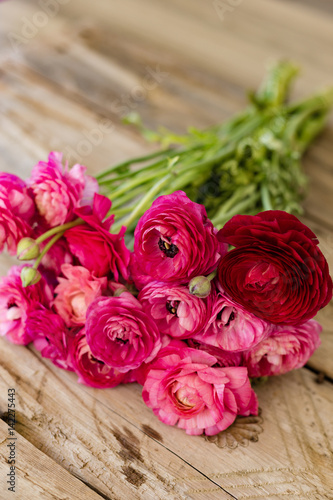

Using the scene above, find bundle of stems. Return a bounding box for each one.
[96,61,332,234]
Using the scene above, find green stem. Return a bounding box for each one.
[112,174,173,233]
[35,218,84,244]
[95,148,174,180]
[215,185,256,217]
[33,232,64,270]
[212,192,261,228]
[107,169,168,200]
[261,184,273,211]
[207,270,217,281]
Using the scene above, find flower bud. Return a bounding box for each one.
[17,238,40,261]
[21,267,41,287]
[188,275,212,298]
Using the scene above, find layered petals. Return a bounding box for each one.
[133,191,226,285]
[142,342,257,435]
[244,319,322,377]
[0,266,53,345]
[139,281,211,339]
[86,292,162,372]
[28,151,98,227]
[54,264,108,326]
[217,211,332,325]
[65,194,130,279]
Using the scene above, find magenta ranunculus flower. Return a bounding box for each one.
[69,328,126,388]
[0,173,35,255]
[139,281,211,339]
[142,342,258,435]
[244,319,322,377]
[54,264,108,326]
[194,284,271,352]
[26,308,73,371]
[132,191,227,285]
[28,151,98,227]
[0,266,53,345]
[65,193,130,279]
[86,292,162,373]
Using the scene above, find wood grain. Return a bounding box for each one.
[0,420,102,500]
[0,0,332,497]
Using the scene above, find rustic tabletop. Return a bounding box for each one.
[0,1,332,499]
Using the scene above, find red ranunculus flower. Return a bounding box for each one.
[217,211,332,325]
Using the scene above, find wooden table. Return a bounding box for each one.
[0,1,332,498]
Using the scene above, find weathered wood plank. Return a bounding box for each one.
[0,338,233,499]
[0,335,332,499]
[0,419,103,500]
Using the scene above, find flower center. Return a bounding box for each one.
[245,261,280,292]
[217,306,235,327]
[175,387,197,408]
[116,337,129,344]
[91,355,105,365]
[166,300,180,316]
[158,237,179,258]
[6,301,21,321]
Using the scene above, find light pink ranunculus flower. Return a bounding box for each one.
[54,264,108,326]
[133,191,227,285]
[244,320,322,377]
[0,266,53,345]
[86,292,162,373]
[28,151,98,227]
[0,173,35,255]
[194,284,271,352]
[142,342,258,436]
[27,308,73,371]
[139,281,211,339]
[69,328,127,388]
[65,193,130,279]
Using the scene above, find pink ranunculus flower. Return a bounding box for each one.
[54,264,108,326]
[69,328,127,388]
[0,173,35,255]
[0,198,32,255]
[0,173,35,222]
[128,253,152,291]
[0,266,53,345]
[139,281,211,339]
[194,284,271,352]
[142,342,258,436]
[28,151,98,227]
[244,320,322,378]
[26,308,73,371]
[132,191,227,285]
[187,339,243,367]
[65,193,130,279]
[86,292,162,373]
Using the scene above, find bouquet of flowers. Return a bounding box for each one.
[0,62,332,437]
